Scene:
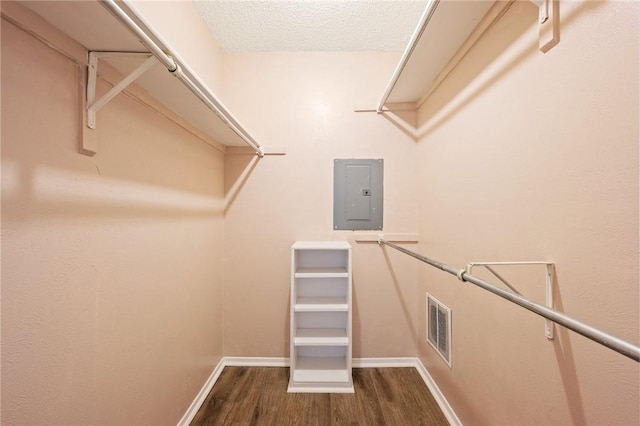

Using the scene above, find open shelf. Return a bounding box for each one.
[291,241,352,250]
[292,357,349,383]
[381,0,499,109]
[21,1,258,149]
[295,297,349,312]
[294,329,349,346]
[294,267,349,278]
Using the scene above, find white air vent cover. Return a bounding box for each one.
[427,293,452,367]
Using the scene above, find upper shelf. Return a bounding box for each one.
[20,0,260,152]
[381,0,497,108]
[380,0,559,111]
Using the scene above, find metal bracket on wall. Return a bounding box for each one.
[465,261,556,340]
[531,0,549,23]
[529,0,559,53]
[82,51,158,155]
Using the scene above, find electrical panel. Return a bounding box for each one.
[333,159,383,230]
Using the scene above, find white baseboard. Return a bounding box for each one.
[413,358,462,426]
[177,357,288,425]
[223,356,289,367]
[352,357,418,367]
[178,357,460,426]
[177,358,226,426]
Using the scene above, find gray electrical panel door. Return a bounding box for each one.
[334,159,383,230]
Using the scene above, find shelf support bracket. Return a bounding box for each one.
[531,0,549,24]
[83,52,158,155]
[530,0,559,53]
[465,261,556,340]
[87,52,158,130]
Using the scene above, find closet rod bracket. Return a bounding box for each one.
[465,261,556,340]
[86,51,158,131]
[529,0,559,53]
[530,0,549,24]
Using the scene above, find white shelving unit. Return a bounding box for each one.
[288,241,354,393]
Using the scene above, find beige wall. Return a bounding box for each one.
[222,52,421,358]
[415,1,639,425]
[1,6,225,424]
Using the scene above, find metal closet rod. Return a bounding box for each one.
[378,238,640,363]
[376,0,440,113]
[98,0,264,157]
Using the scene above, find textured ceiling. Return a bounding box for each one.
[194,1,428,52]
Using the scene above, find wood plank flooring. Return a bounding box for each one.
[191,367,449,425]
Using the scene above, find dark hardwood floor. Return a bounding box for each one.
[191,367,449,425]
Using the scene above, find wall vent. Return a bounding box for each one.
[427,293,452,368]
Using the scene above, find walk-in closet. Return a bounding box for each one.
[1,0,638,424]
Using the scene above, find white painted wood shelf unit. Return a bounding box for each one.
[288,241,354,393]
